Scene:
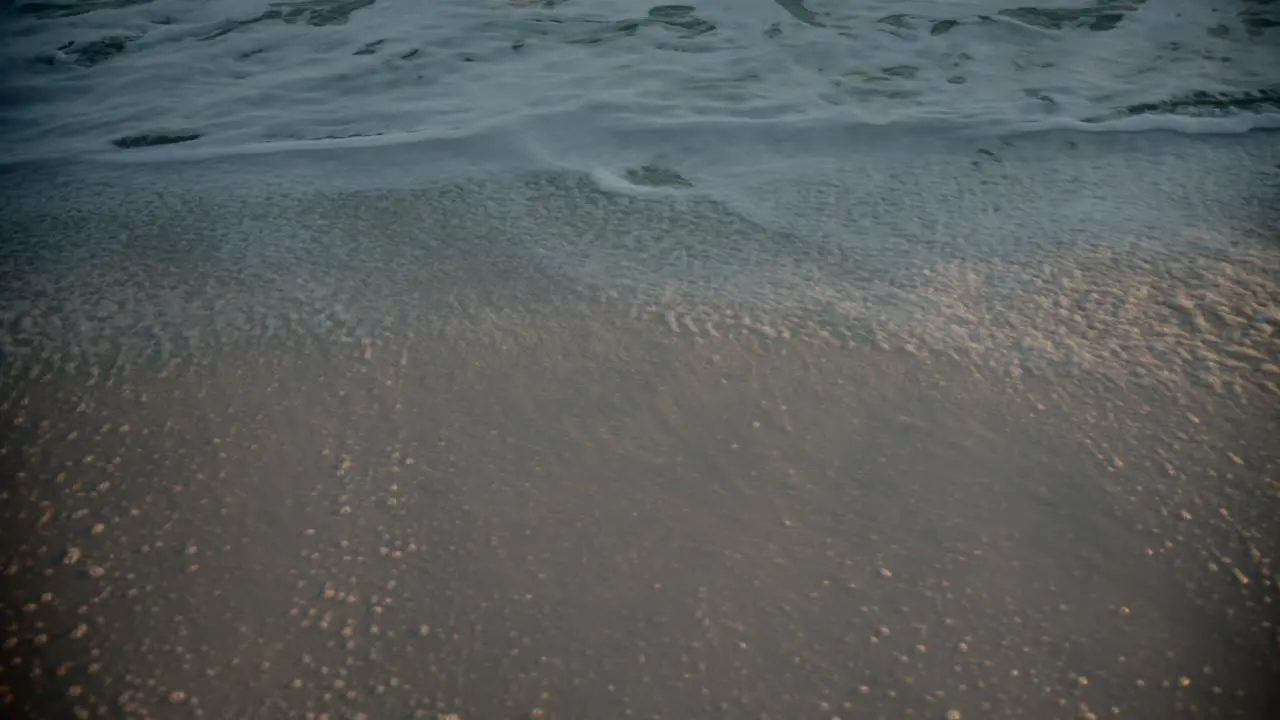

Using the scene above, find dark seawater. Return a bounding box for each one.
[1,0,1278,160]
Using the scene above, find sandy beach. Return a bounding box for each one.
[2,128,1279,718]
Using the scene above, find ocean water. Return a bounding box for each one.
[2,2,1280,720]
[1,0,1278,161]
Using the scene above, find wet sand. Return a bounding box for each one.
[2,132,1280,719]
[3,304,1278,719]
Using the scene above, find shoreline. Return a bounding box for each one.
[2,129,1278,718]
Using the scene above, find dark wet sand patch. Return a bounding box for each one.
[111,133,203,149]
[53,35,141,68]
[17,0,157,20]
[1,302,1277,719]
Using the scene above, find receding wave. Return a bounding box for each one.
[3,129,1277,401]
